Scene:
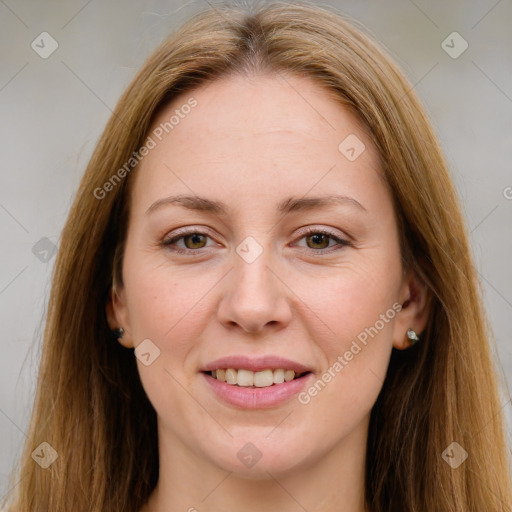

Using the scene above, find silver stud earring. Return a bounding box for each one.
[113,327,124,339]
[406,328,420,345]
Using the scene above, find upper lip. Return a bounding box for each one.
[202,355,312,373]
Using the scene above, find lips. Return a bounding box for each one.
[202,355,312,373]
[200,355,314,409]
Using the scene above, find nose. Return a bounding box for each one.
[217,248,293,334]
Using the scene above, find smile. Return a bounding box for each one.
[208,368,307,387]
[201,355,314,408]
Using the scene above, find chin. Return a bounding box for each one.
[205,431,316,478]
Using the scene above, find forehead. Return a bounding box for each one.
[152,72,367,144]
[131,72,383,213]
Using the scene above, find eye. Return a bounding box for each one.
[161,230,217,254]
[161,227,351,256]
[294,227,351,253]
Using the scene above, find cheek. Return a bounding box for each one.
[295,276,397,451]
[294,249,401,418]
[123,264,214,426]
[311,277,396,375]
[124,256,214,348]
[303,251,402,351]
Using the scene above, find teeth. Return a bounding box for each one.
[210,368,304,387]
[284,370,295,382]
[254,369,273,388]
[225,368,237,385]
[273,369,285,384]
[237,369,254,387]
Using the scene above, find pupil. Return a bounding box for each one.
[186,234,205,248]
[310,233,328,248]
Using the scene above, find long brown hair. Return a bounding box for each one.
[3,2,511,510]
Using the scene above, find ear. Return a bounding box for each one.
[106,285,134,349]
[393,267,431,350]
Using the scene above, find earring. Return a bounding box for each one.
[406,328,420,345]
[113,327,124,339]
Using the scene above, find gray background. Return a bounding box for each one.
[1,0,511,500]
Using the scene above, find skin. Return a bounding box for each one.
[107,71,429,512]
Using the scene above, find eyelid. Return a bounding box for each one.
[294,225,350,241]
[163,225,216,240]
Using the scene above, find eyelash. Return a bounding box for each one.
[161,227,351,256]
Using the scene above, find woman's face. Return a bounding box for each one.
[108,72,424,477]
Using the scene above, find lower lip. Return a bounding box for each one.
[202,372,313,409]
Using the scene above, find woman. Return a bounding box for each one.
[3,1,511,511]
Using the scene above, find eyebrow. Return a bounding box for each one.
[145,193,367,216]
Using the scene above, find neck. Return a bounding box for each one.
[140,417,369,512]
